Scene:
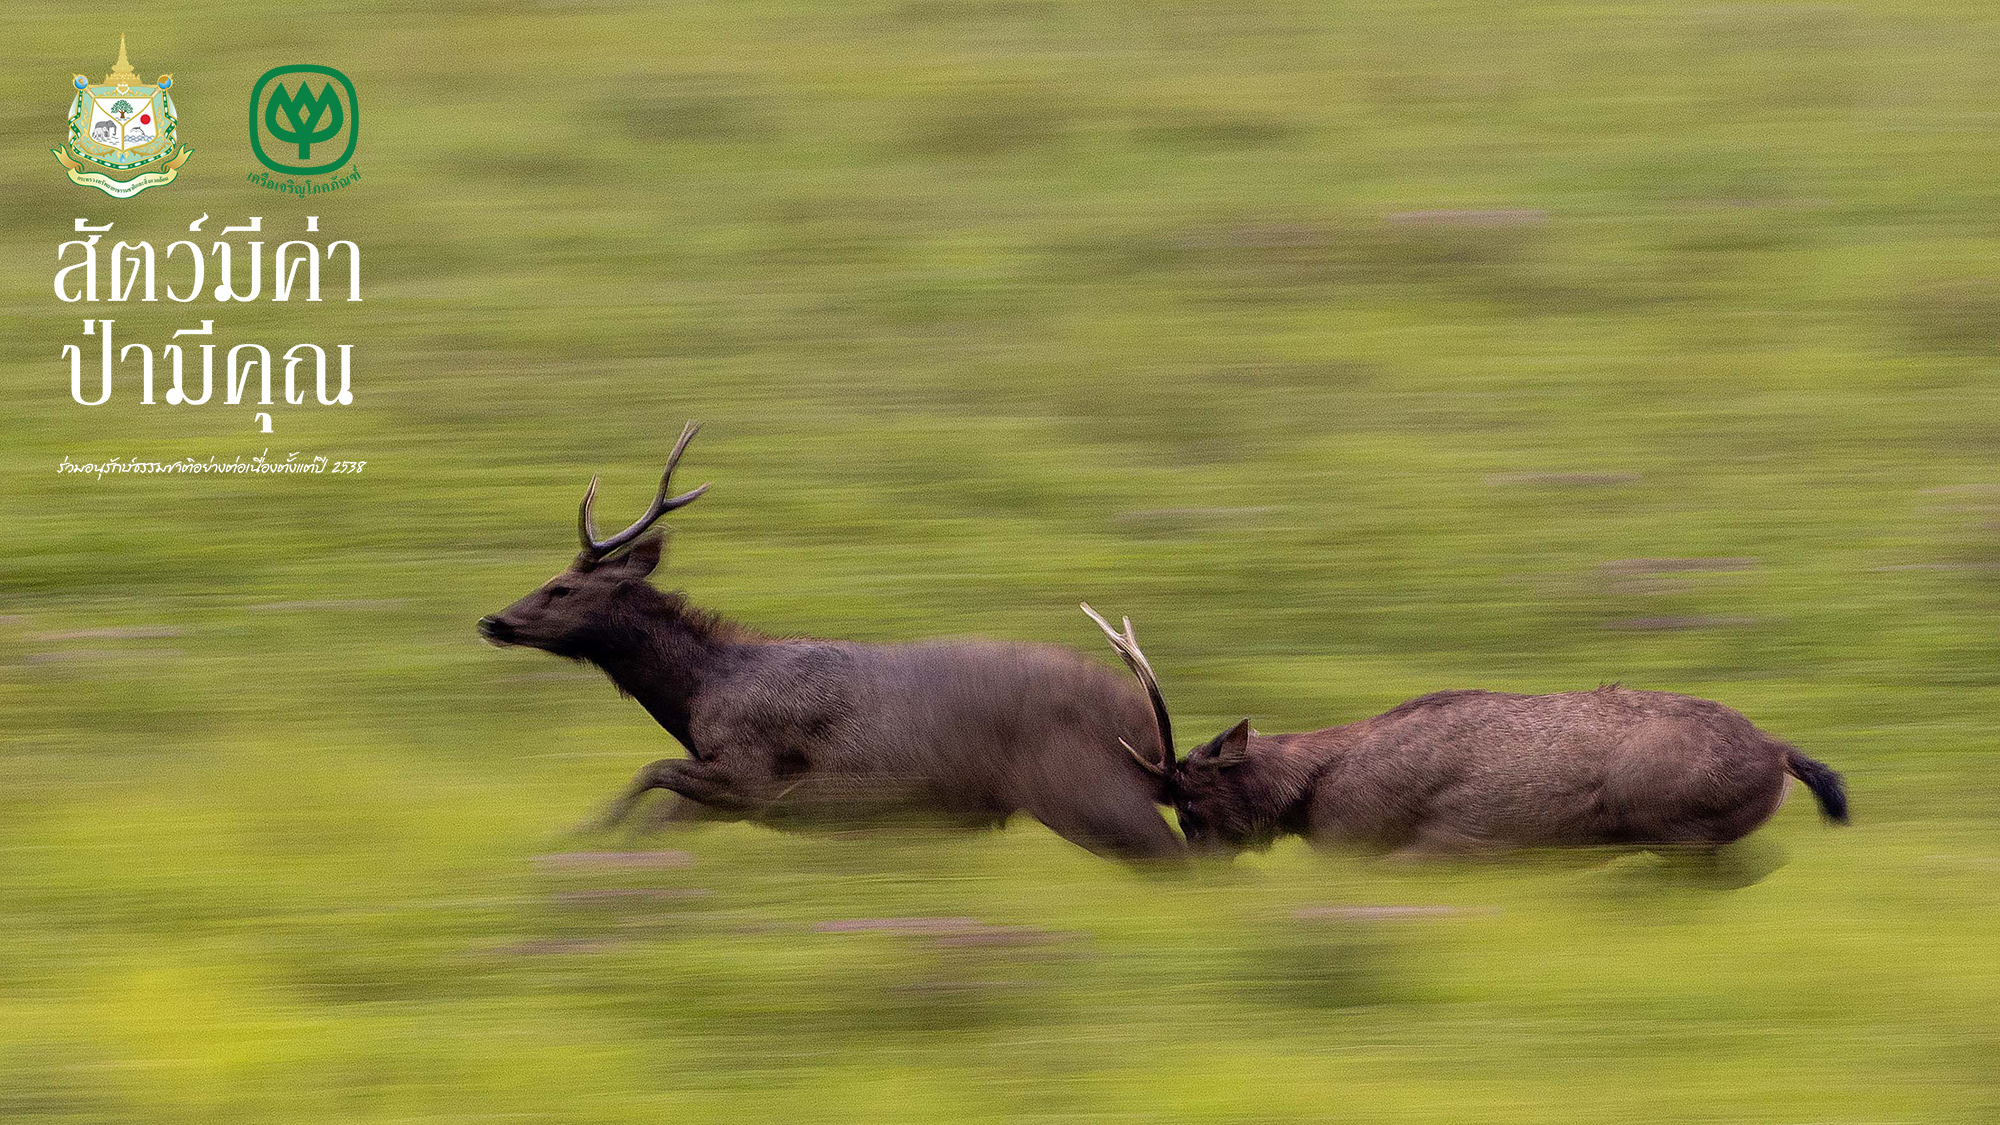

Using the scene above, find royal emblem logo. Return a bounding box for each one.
[53,36,193,198]
[248,64,360,195]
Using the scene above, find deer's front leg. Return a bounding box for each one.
[596,756,754,831]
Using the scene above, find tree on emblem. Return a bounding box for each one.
[111,99,134,118]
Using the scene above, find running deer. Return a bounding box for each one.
[476,425,1181,860]
[1080,604,1847,855]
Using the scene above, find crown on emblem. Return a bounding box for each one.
[105,34,141,86]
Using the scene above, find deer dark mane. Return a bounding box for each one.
[574,581,775,746]
[614,584,766,650]
[575,583,753,675]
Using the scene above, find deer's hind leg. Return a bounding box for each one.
[638,793,729,832]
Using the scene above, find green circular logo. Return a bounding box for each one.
[249,64,358,175]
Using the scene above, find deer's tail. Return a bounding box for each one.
[1784,747,1850,825]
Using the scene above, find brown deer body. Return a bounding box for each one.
[478,426,1180,860]
[1082,606,1848,855]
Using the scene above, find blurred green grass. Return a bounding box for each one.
[4,1,2000,1121]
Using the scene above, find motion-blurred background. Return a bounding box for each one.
[5,2,1999,1121]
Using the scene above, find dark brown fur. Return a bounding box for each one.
[480,535,1181,860]
[1088,614,1849,855]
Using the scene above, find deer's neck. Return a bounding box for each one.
[588,591,747,751]
[1260,727,1358,832]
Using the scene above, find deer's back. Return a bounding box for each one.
[693,637,1161,814]
[1305,686,1791,847]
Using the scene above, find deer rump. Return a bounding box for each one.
[667,639,1177,851]
[1289,688,1820,850]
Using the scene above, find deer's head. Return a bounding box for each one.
[478,422,711,658]
[1081,604,1273,853]
[1165,719,1270,852]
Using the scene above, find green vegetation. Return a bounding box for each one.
[5,1,1998,1121]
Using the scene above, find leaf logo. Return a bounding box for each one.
[249,64,357,175]
[266,82,343,159]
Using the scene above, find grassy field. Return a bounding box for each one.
[5,1,2000,1121]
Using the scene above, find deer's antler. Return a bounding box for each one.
[579,421,712,556]
[1081,602,1175,777]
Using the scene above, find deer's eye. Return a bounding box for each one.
[546,585,573,599]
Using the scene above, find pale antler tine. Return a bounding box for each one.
[577,475,601,550]
[661,480,712,511]
[1081,602,1175,775]
[652,420,710,513]
[1118,737,1166,778]
[1080,602,1119,643]
[657,421,699,491]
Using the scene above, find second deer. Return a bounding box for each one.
[1080,604,1848,856]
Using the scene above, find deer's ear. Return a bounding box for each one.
[1210,719,1253,767]
[614,533,665,577]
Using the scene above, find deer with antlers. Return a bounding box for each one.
[1080,603,1848,856]
[477,425,1182,859]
